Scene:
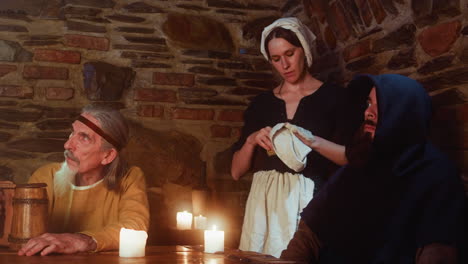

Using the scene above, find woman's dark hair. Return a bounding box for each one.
[264,27,302,59]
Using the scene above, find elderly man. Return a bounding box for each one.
[18,105,149,256]
[282,74,465,263]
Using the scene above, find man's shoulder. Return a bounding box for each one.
[29,162,62,183]
[123,166,145,181]
[33,162,62,175]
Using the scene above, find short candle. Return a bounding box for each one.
[176,211,193,230]
[194,215,207,230]
[204,225,224,253]
[119,228,148,257]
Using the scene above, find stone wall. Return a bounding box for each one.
[294,0,467,176]
[0,0,467,245]
[0,0,289,243]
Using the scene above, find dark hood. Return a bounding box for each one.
[348,74,432,160]
[300,74,465,263]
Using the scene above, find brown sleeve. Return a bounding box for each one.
[415,243,458,264]
[280,220,322,263]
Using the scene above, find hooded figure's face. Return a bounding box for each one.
[364,88,378,139]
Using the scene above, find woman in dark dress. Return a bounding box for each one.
[231,17,364,257]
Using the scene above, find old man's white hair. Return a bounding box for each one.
[260,17,317,67]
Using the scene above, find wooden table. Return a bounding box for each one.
[0,245,298,264]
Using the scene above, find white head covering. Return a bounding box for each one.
[260,17,317,67]
[270,122,315,172]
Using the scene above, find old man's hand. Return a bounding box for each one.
[18,233,96,256]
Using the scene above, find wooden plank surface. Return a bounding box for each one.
[0,246,300,264]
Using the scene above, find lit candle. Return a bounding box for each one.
[194,215,207,230]
[176,211,193,230]
[119,228,148,257]
[204,225,224,253]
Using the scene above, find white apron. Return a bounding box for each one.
[239,170,314,258]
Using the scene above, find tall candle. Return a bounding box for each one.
[119,228,148,257]
[176,211,193,230]
[204,225,224,253]
[194,215,207,230]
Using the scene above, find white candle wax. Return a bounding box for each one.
[194,215,207,230]
[204,225,224,253]
[176,211,193,230]
[119,228,148,257]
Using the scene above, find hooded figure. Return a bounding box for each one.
[281,74,465,263]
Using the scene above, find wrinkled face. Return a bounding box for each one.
[267,37,306,84]
[363,87,378,139]
[64,113,108,175]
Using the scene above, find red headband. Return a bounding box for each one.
[77,115,121,150]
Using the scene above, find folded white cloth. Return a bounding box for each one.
[270,123,315,172]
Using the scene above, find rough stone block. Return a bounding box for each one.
[153,72,194,86]
[123,2,164,13]
[373,23,416,52]
[46,87,74,100]
[0,131,12,142]
[188,66,224,75]
[7,138,66,153]
[217,109,244,122]
[418,55,455,75]
[387,48,417,70]
[0,85,33,98]
[0,109,42,122]
[419,67,468,92]
[0,40,33,62]
[64,34,109,51]
[211,125,232,138]
[66,21,106,33]
[34,49,81,64]
[36,119,73,130]
[65,0,115,8]
[0,64,17,77]
[134,89,177,103]
[115,27,154,34]
[124,36,166,45]
[182,50,231,59]
[345,56,375,71]
[0,24,27,32]
[113,44,168,52]
[106,14,145,23]
[182,97,245,106]
[179,88,218,100]
[83,61,134,101]
[305,0,327,23]
[23,65,68,80]
[233,72,273,80]
[368,0,387,23]
[162,13,234,52]
[171,108,214,120]
[324,26,337,50]
[328,1,352,41]
[60,6,101,16]
[431,88,466,107]
[137,105,164,118]
[198,77,237,87]
[131,61,171,69]
[418,20,462,57]
[355,0,373,26]
[242,16,278,42]
[228,87,264,96]
[343,39,371,62]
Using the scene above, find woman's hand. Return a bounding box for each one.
[293,130,317,149]
[246,126,273,151]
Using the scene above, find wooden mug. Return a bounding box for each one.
[8,183,48,250]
